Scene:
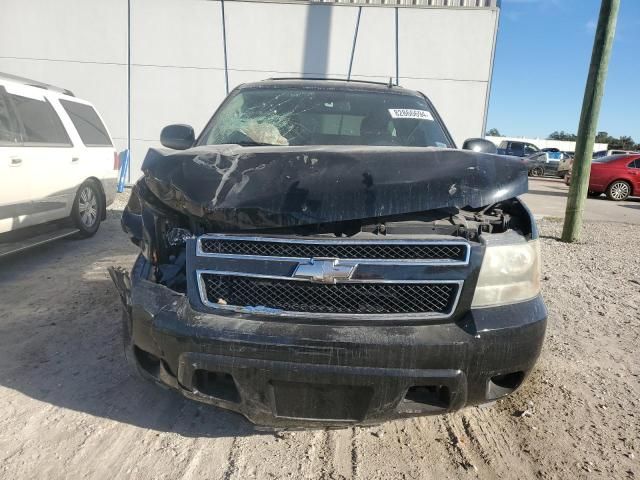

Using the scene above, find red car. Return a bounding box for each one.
[565,154,640,201]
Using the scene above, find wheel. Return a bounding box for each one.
[530,166,544,177]
[605,180,631,201]
[72,180,102,237]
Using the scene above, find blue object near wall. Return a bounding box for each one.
[117,149,130,193]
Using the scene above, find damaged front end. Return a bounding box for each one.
[111,145,546,427]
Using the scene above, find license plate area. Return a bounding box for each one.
[270,381,373,422]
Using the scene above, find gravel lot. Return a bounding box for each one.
[0,196,638,479]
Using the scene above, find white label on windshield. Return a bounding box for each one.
[388,109,434,121]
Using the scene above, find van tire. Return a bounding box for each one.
[72,180,102,237]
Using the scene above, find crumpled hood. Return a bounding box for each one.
[141,145,528,230]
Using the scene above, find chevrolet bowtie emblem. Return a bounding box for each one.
[293,259,356,284]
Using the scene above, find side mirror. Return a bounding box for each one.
[160,124,195,150]
[462,138,497,154]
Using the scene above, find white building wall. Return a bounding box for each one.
[0,0,499,176]
[0,0,128,149]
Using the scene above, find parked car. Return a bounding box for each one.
[525,151,570,177]
[555,151,575,178]
[497,140,540,157]
[564,153,640,200]
[593,149,638,159]
[110,78,546,427]
[0,72,118,240]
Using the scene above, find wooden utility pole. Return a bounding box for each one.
[561,0,620,243]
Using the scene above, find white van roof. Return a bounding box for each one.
[0,71,74,97]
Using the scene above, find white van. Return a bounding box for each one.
[0,73,118,238]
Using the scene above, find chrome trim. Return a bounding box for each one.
[196,235,471,266]
[196,269,464,320]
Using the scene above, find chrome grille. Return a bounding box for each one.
[198,236,468,263]
[200,273,459,315]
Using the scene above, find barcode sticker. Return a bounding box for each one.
[388,109,434,121]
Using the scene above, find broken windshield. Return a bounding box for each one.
[198,87,454,148]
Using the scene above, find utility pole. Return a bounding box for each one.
[561,0,619,243]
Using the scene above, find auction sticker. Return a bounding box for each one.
[388,108,434,121]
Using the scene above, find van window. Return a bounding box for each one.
[60,100,112,147]
[0,88,21,145]
[9,94,71,146]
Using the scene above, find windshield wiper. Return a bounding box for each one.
[235,140,278,147]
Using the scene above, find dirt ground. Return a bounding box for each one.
[0,200,638,480]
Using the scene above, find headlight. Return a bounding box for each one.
[471,239,541,308]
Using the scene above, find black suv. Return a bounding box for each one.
[111,79,546,427]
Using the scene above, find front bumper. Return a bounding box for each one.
[112,257,547,427]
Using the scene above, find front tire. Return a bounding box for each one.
[606,180,631,201]
[529,166,544,177]
[72,181,102,237]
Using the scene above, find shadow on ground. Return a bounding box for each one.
[0,214,260,439]
[527,189,568,198]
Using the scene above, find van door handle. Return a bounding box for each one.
[10,157,22,166]
[71,157,79,163]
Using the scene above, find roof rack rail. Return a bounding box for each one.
[0,72,75,96]
[266,77,400,88]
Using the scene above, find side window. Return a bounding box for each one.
[524,144,538,156]
[629,159,640,169]
[8,93,71,146]
[0,87,21,145]
[60,99,112,147]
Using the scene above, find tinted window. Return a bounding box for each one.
[60,100,112,147]
[628,159,640,169]
[0,88,21,145]
[199,87,453,148]
[9,94,71,146]
[594,155,626,163]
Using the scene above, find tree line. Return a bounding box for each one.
[547,131,638,150]
[486,128,639,151]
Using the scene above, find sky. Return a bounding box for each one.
[486,0,640,140]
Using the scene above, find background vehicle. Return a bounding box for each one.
[564,154,640,200]
[593,149,638,159]
[0,73,118,243]
[588,154,640,200]
[559,150,636,179]
[497,140,540,157]
[525,151,571,177]
[554,151,575,178]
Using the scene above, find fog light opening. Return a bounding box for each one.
[487,371,525,400]
[133,346,161,378]
[193,370,241,403]
[403,385,451,409]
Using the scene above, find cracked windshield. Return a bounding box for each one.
[199,87,453,148]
